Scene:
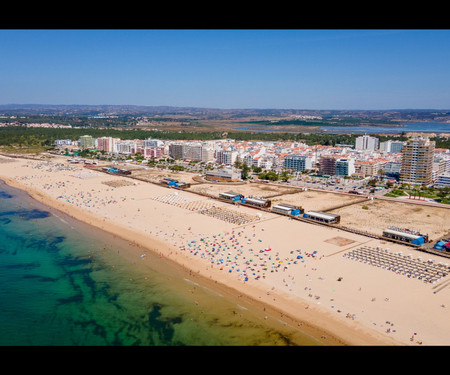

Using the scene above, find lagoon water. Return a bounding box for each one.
[320,122,450,134]
[0,180,318,346]
[237,122,450,134]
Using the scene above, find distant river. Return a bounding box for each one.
[237,122,450,134]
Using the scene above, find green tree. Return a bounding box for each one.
[280,171,290,182]
[258,171,278,181]
[169,165,185,171]
[134,152,144,161]
[241,162,250,180]
[437,187,450,201]
[234,156,242,169]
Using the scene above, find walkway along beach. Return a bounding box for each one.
[1,154,450,345]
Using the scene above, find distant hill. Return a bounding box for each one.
[0,104,449,123]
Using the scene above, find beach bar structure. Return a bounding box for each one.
[102,167,131,175]
[161,178,178,187]
[303,211,340,224]
[272,203,304,216]
[160,178,190,189]
[219,191,243,202]
[382,227,427,246]
[241,196,272,208]
[434,240,450,251]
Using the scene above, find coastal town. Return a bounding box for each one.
[50,132,450,193]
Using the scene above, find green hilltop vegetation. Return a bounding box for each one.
[1,105,450,152]
[0,125,398,147]
[2,126,450,153]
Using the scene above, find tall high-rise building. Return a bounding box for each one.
[355,135,379,151]
[400,137,435,185]
[96,137,114,152]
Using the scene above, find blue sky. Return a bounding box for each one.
[1,29,449,110]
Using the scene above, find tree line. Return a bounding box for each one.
[1,125,450,148]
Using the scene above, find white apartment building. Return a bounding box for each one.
[184,144,203,161]
[116,140,137,155]
[216,150,238,165]
[379,140,404,154]
[259,158,273,169]
[434,156,450,174]
[54,139,75,146]
[355,135,379,151]
[201,147,214,162]
[335,158,356,176]
[436,173,450,186]
[243,154,259,168]
[143,138,164,147]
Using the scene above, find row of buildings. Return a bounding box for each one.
[284,135,440,186]
[54,133,450,186]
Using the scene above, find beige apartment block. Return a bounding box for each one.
[400,137,435,186]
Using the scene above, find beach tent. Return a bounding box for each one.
[443,242,450,251]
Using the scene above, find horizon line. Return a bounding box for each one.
[0,104,449,112]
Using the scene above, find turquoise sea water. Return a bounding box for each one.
[0,179,319,346]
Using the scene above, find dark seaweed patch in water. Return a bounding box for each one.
[6,261,41,270]
[0,209,51,220]
[0,191,13,199]
[61,256,92,268]
[24,235,65,254]
[18,209,51,220]
[56,293,84,306]
[147,304,184,345]
[22,274,60,283]
[77,318,108,342]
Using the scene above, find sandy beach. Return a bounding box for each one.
[1,154,450,346]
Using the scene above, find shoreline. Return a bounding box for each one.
[5,154,448,346]
[0,159,400,346]
[0,175,352,345]
[0,178,326,345]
